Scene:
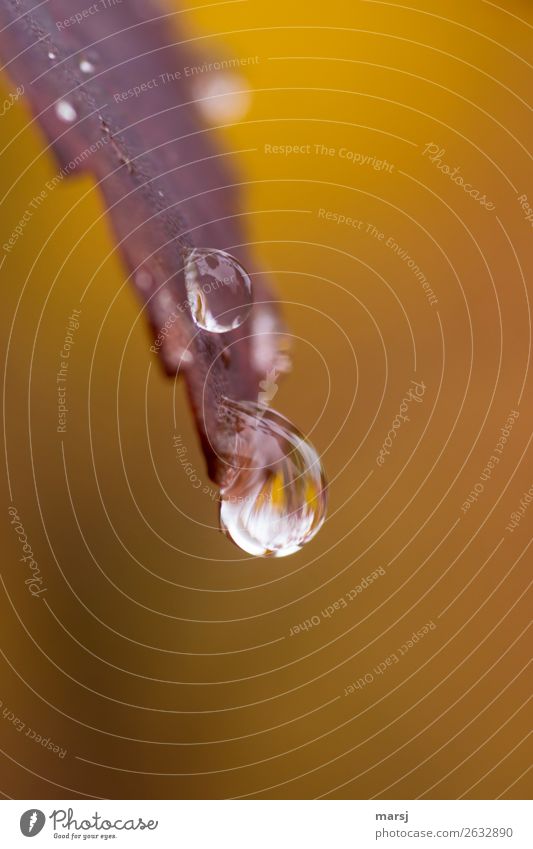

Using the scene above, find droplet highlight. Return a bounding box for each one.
[171,347,194,369]
[79,58,95,74]
[219,399,327,557]
[193,72,252,123]
[55,100,77,123]
[184,248,253,333]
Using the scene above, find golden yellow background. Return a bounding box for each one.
[0,0,531,798]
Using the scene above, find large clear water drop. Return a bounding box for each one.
[184,248,253,333]
[219,399,327,557]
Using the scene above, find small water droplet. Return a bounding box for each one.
[173,347,194,368]
[47,50,57,60]
[157,288,175,310]
[55,100,77,123]
[157,190,164,198]
[193,72,251,123]
[219,399,327,557]
[184,248,253,333]
[79,58,95,74]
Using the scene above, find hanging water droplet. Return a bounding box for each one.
[55,100,77,123]
[79,58,95,74]
[47,49,57,60]
[218,399,327,557]
[184,248,253,333]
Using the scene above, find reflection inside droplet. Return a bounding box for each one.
[169,347,193,369]
[184,247,253,333]
[55,100,77,122]
[219,399,327,557]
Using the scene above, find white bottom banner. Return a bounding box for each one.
[0,799,530,848]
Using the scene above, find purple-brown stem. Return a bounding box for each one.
[0,0,284,484]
